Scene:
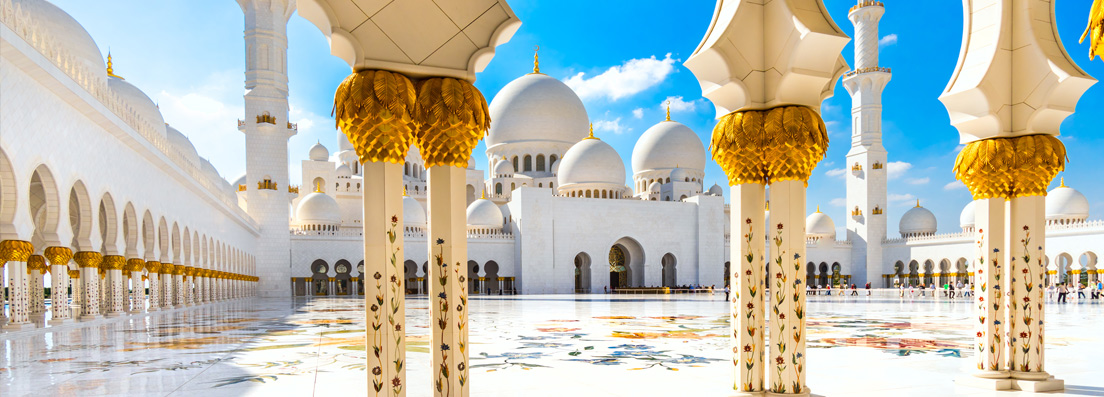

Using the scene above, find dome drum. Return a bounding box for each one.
[899,204,937,238]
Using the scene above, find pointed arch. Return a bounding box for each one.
[67,180,94,251]
[122,203,139,258]
[98,192,119,255]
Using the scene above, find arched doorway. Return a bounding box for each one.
[404,260,418,294]
[484,261,500,294]
[817,262,829,287]
[468,260,480,294]
[908,260,920,286]
[609,245,628,289]
[661,253,677,287]
[831,262,841,287]
[574,253,591,293]
[724,261,731,288]
[806,262,816,287]
[609,237,645,289]
[334,260,351,295]
[356,261,365,295]
[893,261,905,287]
[311,260,329,296]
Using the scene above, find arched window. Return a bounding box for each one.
[550,154,558,166]
[511,183,516,191]
[512,156,519,172]
[666,177,671,183]
[523,155,533,172]
[405,163,410,176]
[602,190,607,198]
[356,183,360,190]
[585,190,592,198]
[538,183,543,187]
[550,182,554,189]
[536,154,546,172]
[495,183,502,194]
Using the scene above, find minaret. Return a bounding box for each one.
[237,0,296,297]
[842,1,890,288]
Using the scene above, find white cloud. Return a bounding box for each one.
[886,161,912,179]
[563,54,676,101]
[905,177,930,185]
[944,181,966,191]
[879,34,898,47]
[660,96,699,113]
[830,198,847,207]
[155,70,246,180]
[888,193,916,205]
[632,108,644,119]
[593,118,629,135]
[825,168,847,178]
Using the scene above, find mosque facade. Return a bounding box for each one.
[1,0,1101,326]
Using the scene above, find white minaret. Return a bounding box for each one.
[842,1,890,288]
[238,0,296,297]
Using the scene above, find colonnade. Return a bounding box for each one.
[0,239,257,331]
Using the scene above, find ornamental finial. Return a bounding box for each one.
[915,199,921,208]
[106,51,123,79]
[403,187,408,196]
[533,45,540,74]
[314,181,322,193]
[665,100,671,121]
[816,205,821,213]
[584,123,597,140]
[481,189,486,199]
[1060,177,1067,187]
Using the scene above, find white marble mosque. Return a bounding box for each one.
[2,0,1104,396]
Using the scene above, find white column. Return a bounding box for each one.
[75,251,103,321]
[45,247,74,325]
[972,198,1006,375]
[161,264,174,309]
[731,183,765,394]
[767,180,809,395]
[147,262,161,311]
[104,256,127,317]
[1008,196,1061,388]
[27,256,46,315]
[128,258,145,312]
[2,240,35,331]
[429,166,469,397]
[364,161,407,396]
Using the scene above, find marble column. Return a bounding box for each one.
[768,180,809,395]
[972,198,1006,375]
[731,183,765,395]
[161,263,174,309]
[184,267,195,306]
[102,256,127,317]
[1,240,36,331]
[174,266,185,307]
[27,255,46,315]
[74,251,103,321]
[1008,196,1052,380]
[146,261,161,311]
[44,247,74,325]
[69,270,82,314]
[127,259,145,312]
[363,161,407,396]
[429,166,470,397]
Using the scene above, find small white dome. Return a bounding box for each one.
[403,195,426,226]
[486,73,589,148]
[806,209,836,237]
[296,192,340,225]
[14,0,106,81]
[1046,182,1089,222]
[493,159,513,176]
[557,137,626,188]
[670,167,693,182]
[632,120,706,175]
[708,183,723,196]
[309,142,329,161]
[336,163,352,178]
[200,158,221,180]
[466,198,504,228]
[900,203,937,237]
[648,181,662,192]
[959,200,976,229]
[108,77,167,138]
[165,125,200,166]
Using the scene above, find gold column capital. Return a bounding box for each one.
[146,261,161,273]
[73,251,103,269]
[162,263,175,275]
[27,254,46,271]
[334,69,417,164]
[711,105,828,186]
[954,134,1065,199]
[126,258,145,272]
[68,269,80,279]
[102,255,126,270]
[0,240,34,263]
[44,246,73,265]
[412,77,490,168]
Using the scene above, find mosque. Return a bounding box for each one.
[0,0,1102,336]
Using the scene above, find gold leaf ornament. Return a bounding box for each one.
[1082,0,1104,60]
[954,134,1065,199]
[333,70,417,164]
[711,105,828,186]
[413,77,490,168]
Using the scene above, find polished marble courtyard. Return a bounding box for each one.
[2,294,1103,396]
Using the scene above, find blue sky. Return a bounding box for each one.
[51,0,1104,237]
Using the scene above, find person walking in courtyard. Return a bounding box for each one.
[919,283,925,297]
[850,284,858,296]
[1058,283,1069,303]
[1047,284,1056,302]
[1077,283,1086,301]
[724,285,730,301]
[948,283,955,300]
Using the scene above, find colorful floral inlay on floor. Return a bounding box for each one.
[2,295,1102,396]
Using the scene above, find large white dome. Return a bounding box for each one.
[959,200,976,230]
[14,0,106,81]
[466,198,504,229]
[1046,182,1089,222]
[900,203,937,237]
[557,137,626,188]
[403,195,426,226]
[109,77,167,137]
[632,120,706,174]
[486,73,589,148]
[296,192,340,225]
[309,142,329,161]
[806,209,836,238]
[166,125,200,166]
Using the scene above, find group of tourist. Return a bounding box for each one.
[1048,281,1104,303]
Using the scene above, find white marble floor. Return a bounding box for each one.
[1,294,1102,396]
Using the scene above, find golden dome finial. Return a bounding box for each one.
[481,189,486,199]
[915,199,921,208]
[1060,177,1067,187]
[314,181,322,193]
[665,100,671,121]
[106,51,123,80]
[584,123,598,140]
[533,45,540,74]
[403,187,408,196]
[816,205,821,213]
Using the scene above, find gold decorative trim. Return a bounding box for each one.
[711,105,828,185]
[334,69,417,164]
[413,77,490,168]
[0,240,34,263]
[127,258,145,272]
[146,261,161,274]
[1082,0,1104,60]
[69,269,80,279]
[953,134,1065,199]
[102,255,126,270]
[27,254,45,271]
[44,246,73,266]
[73,251,103,269]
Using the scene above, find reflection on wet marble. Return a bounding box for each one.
[2,294,1102,396]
